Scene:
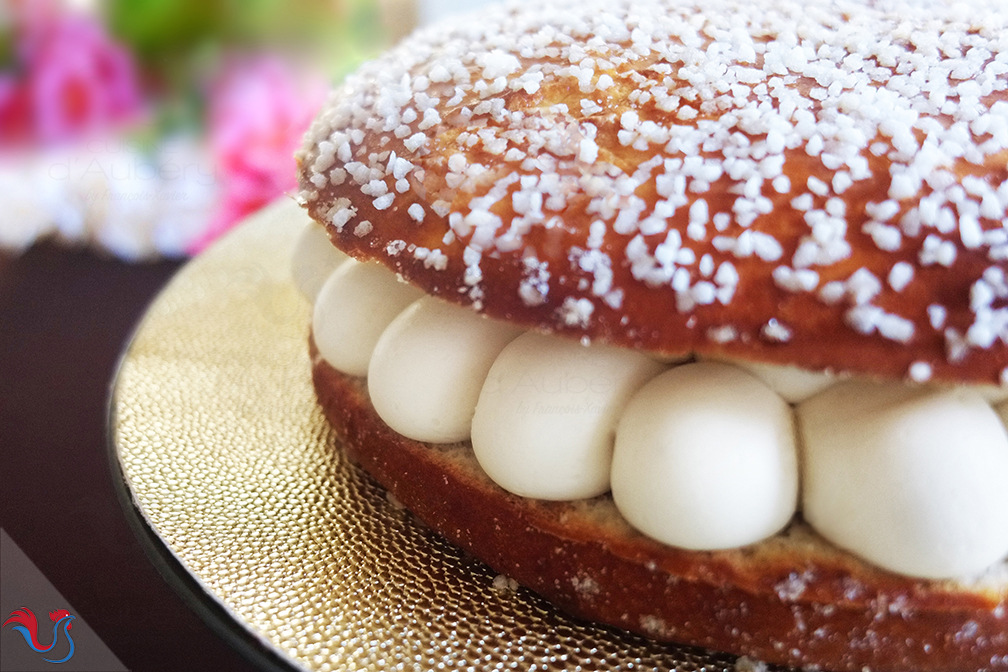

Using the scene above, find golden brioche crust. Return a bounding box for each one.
[310,342,1008,672]
[296,0,1008,387]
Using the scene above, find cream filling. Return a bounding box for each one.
[313,258,425,377]
[370,296,524,443]
[800,383,1008,579]
[294,220,1008,580]
[612,362,799,551]
[472,332,666,500]
[729,360,836,404]
[292,219,351,301]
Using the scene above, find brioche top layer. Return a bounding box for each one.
[296,0,1008,385]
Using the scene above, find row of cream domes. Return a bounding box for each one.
[294,217,1008,580]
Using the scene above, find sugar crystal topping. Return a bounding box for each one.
[298,0,1008,383]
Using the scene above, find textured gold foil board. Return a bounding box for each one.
[111,199,743,672]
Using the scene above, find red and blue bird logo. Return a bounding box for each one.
[3,607,76,663]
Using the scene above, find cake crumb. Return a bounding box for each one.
[734,656,768,672]
[385,491,406,510]
[492,574,520,592]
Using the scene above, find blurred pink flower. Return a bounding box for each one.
[0,75,32,143]
[188,56,328,252]
[19,15,144,144]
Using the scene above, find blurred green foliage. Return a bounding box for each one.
[104,0,392,138]
[106,0,225,58]
[1,24,14,70]
[106,0,388,81]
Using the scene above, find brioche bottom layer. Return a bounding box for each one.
[310,337,1008,672]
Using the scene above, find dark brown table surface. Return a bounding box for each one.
[0,243,271,671]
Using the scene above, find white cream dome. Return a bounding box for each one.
[368,296,523,443]
[313,259,424,376]
[471,332,664,500]
[292,218,349,302]
[611,362,799,550]
[799,382,1008,579]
